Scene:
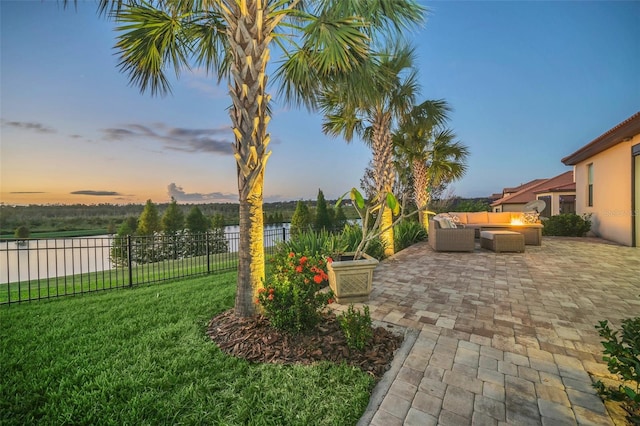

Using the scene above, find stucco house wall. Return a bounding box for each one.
[563,112,640,247]
[571,134,638,246]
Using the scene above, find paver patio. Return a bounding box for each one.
[334,237,640,426]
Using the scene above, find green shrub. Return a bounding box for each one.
[259,252,333,333]
[593,318,640,424]
[278,229,334,257]
[339,224,385,260]
[542,213,592,236]
[338,305,373,352]
[394,220,427,252]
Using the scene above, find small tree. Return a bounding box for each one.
[290,201,312,237]
[184,206,209,256]
[162,198,185,259]
[14,225,30,239]
[209,213,229,254]
[314,189,332,231]
[136,200,161,263]
[334,205,348,229]
[186,206,209,233]
[111,217,138,266]
[137,200,161,236]
[162,198,185,235]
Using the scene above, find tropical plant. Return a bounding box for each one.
[338,224,385,261]
[89,0,424,317]
[277,229,334,258]
[394,219,427,252]
[393,99,469,231]
[258,251,333,333]
[320,42,420,257]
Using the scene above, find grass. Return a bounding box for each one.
[0,273,375,425]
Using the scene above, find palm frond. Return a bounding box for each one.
[113,3,195,96]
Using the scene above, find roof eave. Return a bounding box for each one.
[562,112,640,166]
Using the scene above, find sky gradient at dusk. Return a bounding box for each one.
[1,1,638,205]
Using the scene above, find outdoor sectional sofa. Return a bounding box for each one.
[428,211,543,252]
[448,211,543,246]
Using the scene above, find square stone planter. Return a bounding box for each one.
[327,252,379,304]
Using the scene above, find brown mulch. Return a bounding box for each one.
[206,309,403,380]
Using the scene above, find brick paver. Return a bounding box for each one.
[344,237,640,425]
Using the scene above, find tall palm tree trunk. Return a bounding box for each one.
[372,112,395,257]
[412,158,431,231]
[225,0,273,317]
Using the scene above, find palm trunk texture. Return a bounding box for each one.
[224,0,274,317]
[412,158,431,231]
[372,112,395,257]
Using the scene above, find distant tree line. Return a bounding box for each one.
[289,189,350,236]
[110,199,229,265]
[0,198,359,237]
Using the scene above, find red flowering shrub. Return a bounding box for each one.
[257,252,333,332]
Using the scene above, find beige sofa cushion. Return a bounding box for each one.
[487,212,512,224]
[466,211,489,224]
[449,212,468,224]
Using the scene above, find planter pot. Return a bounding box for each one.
[327,252,379,304]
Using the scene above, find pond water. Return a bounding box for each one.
[0,224,290,284]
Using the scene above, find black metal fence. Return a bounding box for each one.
[1,227,289,305]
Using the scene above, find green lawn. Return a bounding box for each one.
[0,273,374,425]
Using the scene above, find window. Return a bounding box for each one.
[538,196,551,218]
[587,163,593,207]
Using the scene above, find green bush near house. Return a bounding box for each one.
[593,317,640,425]
[542,213,592,237]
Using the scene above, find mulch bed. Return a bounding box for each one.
[206,309,403,380]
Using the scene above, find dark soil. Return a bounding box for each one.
[207,309,403,380]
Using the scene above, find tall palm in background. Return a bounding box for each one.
[90,0,424,317]
[394,100,469,230]
[320,43,419,257]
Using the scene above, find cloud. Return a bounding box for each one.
[102,123,234,155]
[9,191,46,194]
[70,190,122,196]
[168,183,237,203]
[1,120,56,133]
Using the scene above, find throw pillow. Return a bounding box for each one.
[523,211,540,224]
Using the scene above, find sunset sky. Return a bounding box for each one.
[1,1,638,205]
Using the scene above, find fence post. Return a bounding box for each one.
[127,235,133,287]
[282,226,286,242]
[206,232,210,274]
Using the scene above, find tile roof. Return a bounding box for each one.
[491,171,574,206]
[562,111,640,165]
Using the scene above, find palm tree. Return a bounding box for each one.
[394,100,469,231]
[320,42,419,257]
[88,0,424,317]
